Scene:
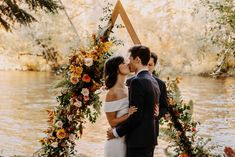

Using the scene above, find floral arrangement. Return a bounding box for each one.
[160,77,219,157]
[38,35,113,157]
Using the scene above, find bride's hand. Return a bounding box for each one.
[154,104,159,117]
[128,106,137,117]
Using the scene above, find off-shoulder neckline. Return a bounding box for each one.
[104,97,128,103]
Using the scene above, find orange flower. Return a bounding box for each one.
[180,153,188,157]
[43,127,53,134]
[82,74,91,83]
[56,129,67,139]
[47,110,56,124]
[168,97,176,105]
[70,75,79,84]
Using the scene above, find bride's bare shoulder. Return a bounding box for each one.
[105,90,118,102]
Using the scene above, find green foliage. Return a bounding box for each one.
[161,78,219,156]
[36,38,63,71]
[0,0,60,31]
[38,34,114,156]
[98,0,124,46]
[200,0,235,77]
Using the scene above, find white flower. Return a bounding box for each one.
[70,98,73,104]
[95,89,101,94]
[69,134,76,141]
[51,142,58,148]
[73,100,82,108]
[55,121,63,128]
[67,115,73,122]
[84,58,93,67]
[81,88,89,96]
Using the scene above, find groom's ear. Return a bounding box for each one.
[135,56,141,64]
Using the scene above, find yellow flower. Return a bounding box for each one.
[102,41,112,52]
[73,67,83,77]
[56,129,67,139]
[70,65,83,77]
[39,138,48,144]
[92,55,99,61]
[176,77,182,84]
[69,65,75,72]
[168,97,176,105]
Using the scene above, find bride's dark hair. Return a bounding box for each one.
[104,56,124,89]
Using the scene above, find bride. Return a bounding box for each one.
[103,56,137,157]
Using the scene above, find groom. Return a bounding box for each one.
[107,45,160,157]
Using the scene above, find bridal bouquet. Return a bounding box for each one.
[39,35,113,157]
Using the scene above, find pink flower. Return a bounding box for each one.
[69,134,76,141]
[51,142,58,148]
[55,121,63,128]
[84,58,93,67]
[84,95,89,101]
[70,76,79,84]
[74,100,82,108]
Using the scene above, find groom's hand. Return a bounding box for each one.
[107,128,115,140]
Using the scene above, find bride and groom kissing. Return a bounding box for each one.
[103,45,169,157]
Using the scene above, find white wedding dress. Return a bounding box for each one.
[103,97,129,157]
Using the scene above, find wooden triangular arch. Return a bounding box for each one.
[102,0,141,44]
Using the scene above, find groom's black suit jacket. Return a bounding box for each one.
[125,73,169,144]
[116,70,161,148]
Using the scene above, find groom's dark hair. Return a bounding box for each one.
[129,45,151,65]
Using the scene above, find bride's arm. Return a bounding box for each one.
[105,106,137,128]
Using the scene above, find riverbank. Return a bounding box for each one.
[2,139,169,157]
[1,54,234,77]
[0,72,234,156]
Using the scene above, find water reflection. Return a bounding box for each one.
[0,72,234,156]
[179,76,235,153]
[0,71,59,156]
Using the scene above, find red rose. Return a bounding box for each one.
[82,74,91,83]
[192,128,196,132]
[84,95,89,101]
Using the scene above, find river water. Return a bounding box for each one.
[0,71,234,156]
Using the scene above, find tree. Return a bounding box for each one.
[0,0,60,31]
[200,0,235,77]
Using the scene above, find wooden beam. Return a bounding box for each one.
[103,0,141,45]
[118,1,141,44]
